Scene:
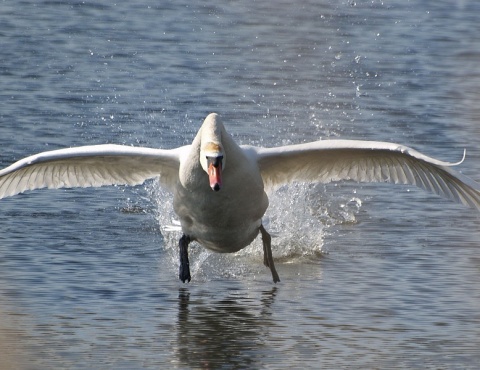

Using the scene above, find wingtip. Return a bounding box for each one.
[452,149,467,166]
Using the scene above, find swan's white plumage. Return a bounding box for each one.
[0,112,479,240]
[0,144,184,198]
[251,140,480,210]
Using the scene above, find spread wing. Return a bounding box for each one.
[252,140,480,210]
[0,144,186,199]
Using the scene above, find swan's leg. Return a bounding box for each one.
[260,224,280,283]
[179,234,191,283]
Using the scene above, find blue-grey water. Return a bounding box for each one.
[1,1,480,369]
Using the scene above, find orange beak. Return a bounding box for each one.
[208,160,222,191]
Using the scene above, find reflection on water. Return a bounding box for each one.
[174,287,278,368]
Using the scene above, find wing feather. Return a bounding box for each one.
[252,140,480,210]
[0,144,184,199]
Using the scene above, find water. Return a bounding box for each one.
[1,1,480,368]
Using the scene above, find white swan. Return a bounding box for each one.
[1,113,479,282]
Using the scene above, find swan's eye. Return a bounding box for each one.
[206,155,223,168]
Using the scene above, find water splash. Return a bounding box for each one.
[257,183,362,261]
[145,180,362,280]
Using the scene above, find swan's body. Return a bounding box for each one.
[1,113,479,282]
[173,119,268,253]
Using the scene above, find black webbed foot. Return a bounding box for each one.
[260,224,280,283]
[179,234,191,283]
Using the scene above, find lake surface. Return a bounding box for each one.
[1,1,479,368]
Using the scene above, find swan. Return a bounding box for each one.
[1,113,479,283]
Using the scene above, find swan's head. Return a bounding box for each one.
[200,142,224,191]
[199,113,226,192]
